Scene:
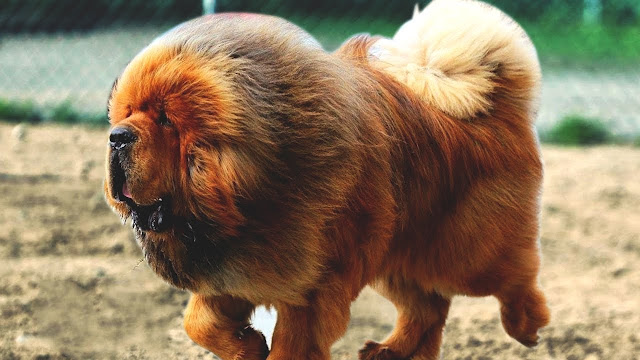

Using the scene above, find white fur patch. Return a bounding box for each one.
[251,306,277,348]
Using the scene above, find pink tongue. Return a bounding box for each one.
[122,182,132,199]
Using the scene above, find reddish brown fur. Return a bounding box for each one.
[105,12,549,360]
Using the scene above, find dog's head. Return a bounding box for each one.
[105,38,243,289]
[104,14,352,301]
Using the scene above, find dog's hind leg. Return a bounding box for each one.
[359,276,451,360]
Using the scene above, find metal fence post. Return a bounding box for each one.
[203,0,216,15]
[583,0,602,25]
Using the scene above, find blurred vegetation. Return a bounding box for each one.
[1,0,639,65]
[542,115,613,146]
[1,0,639,31]
[0,96,625,147]
[295,16,640,64]
[526,23,640,65]
[1,0,639,135]
[0,98,107,126]
[1,97,635,146]
[0,99,42,123]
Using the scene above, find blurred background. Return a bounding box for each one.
[1,1,639,359]
[0,0,639,139]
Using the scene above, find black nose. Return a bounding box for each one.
[109,127,137,150]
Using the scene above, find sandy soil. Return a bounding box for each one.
[1,122,639,360]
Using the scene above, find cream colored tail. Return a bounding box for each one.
[369,0,541,121]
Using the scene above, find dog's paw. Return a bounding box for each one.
[515,332,541,348]
[358,341,408,360]
[499,287,549,349]
[232,326,270,360]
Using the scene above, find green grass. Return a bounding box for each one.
[0,99,42,123]
[541,115,612,146]
[50,101,80,124]
[526,23,640,67]
[0,98,107,126]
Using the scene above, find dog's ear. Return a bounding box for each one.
[184,143,245,236]
[186,142,206,180]
[107,77,119,119]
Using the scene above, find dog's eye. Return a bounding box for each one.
[158,110,172,127]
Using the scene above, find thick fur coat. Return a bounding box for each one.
[104,1,550,359]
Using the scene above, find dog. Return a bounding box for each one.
[105,0,550,358]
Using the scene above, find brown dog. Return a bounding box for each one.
[105,0,550,359]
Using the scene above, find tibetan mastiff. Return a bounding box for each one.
[105,0,550,359]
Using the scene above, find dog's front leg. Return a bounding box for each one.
[268,286,352,360]
[184,294,269,360]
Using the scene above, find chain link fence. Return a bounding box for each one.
[1,0,639,136]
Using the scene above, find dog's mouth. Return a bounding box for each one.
[110,153,173,233]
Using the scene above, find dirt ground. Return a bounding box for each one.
[0,122,639,360]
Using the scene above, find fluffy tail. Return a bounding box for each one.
[369,0,541,121]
